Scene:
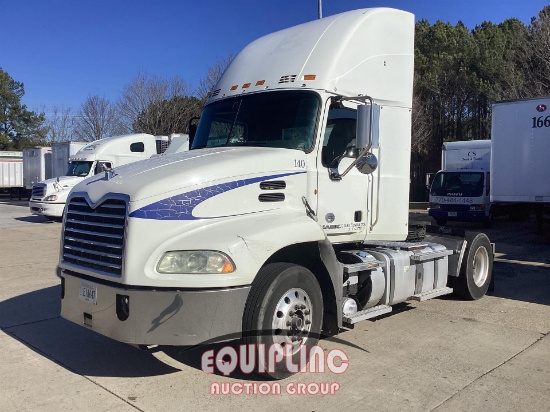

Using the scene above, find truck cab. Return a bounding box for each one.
[428,140,492,227]
[57,8,493,379]
[30,133,158,220]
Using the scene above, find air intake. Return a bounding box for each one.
[278,75,297,84]
[260,181,286,190]
[259,193,285,202]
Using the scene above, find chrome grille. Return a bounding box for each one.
[32,183,46,198]
[62,196,127,276]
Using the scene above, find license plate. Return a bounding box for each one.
[79,282,97,305]
[448,212,457,217]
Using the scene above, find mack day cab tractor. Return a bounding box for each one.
[30,134,161,221]
[57,8,494,378]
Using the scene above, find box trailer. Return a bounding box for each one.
[23,147,52,193]
[0,151,24,197]
[491,96,550,232]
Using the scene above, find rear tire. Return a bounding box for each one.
[453,232,493,300]
[242,263,323,379]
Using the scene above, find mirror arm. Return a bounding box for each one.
[329,95,374,181]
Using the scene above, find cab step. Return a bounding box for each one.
[410,287,453,302]
[343,304,392,325]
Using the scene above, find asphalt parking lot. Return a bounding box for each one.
[0,197,549,412]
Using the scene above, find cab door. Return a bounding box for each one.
[315,106,369,243]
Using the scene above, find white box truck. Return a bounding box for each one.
[0,151,24,197]
[428,140,493,227]
[30,133,159,220]
[57,8,493,379]
[51,142,88,178]
[491,96,550,232]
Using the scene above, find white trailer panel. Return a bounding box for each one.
[491,97,550,203]
[23,147,52,190]
[51,142,87,178]
[0,151,23,188]
[442,140,491,170]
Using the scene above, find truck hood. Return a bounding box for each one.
[72,147,306,205]
[41,175,87,189]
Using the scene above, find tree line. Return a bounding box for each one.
[1,7,549,199]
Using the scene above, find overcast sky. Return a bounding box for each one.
[0,0,547,115]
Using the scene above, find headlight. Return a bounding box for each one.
[45,195,58,201]
[157,250,235,274]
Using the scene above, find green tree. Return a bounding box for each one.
[0,67,46,150]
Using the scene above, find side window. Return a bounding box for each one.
[94,162,112,174]
[130,142,145,152]
[321,108,357,167]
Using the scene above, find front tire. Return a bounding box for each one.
[242,263,323,379]
[453,232,493,300]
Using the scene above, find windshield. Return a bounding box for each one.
[431,171,484,197]
[66,161,93,177]
[192,91,320,151]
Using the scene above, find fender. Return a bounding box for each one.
[127,208,328,289]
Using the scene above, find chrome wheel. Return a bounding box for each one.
[472,245,490,287]
[271,288,313,354]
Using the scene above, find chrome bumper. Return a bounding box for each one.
[60,271,251,346]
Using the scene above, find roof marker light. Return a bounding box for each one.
[242,83,251,89]
[303,74,316,81]
[230,85,238,91]
[256,80,266,86]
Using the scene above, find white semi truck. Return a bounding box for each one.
[57,8,493,378]
[491,96,550,232]
[428,140,493,227]
[30,133,159,220]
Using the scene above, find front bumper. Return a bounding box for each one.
[60,271,251,346]
[428,208,486,222]
[29,201,65,217]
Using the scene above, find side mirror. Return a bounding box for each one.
[356,104,370,149]
[355,153,378,175]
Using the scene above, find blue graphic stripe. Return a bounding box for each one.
[129,171,305,220]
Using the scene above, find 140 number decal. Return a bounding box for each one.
[532,116,550,128]
[294,159,306,168]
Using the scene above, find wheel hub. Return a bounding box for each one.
[472,246,489,287]
[272,288,312,353]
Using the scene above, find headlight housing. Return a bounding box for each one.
[157,250,235,274]
[44,195,58,201]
